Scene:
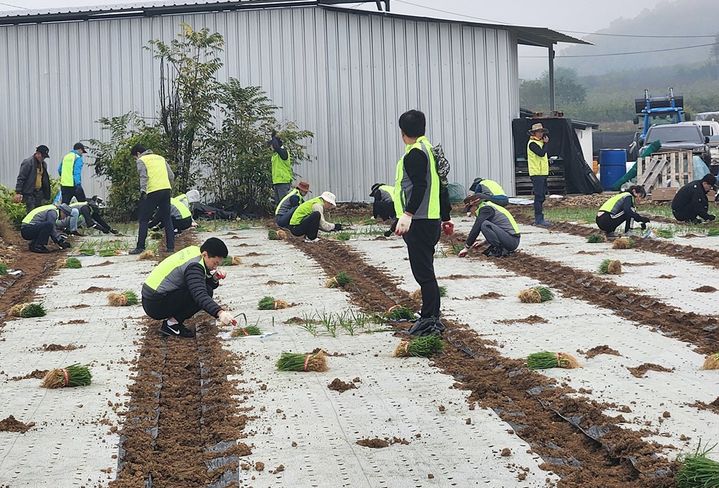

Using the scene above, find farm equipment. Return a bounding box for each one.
[634,88,685,142]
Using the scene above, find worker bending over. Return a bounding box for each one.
[71,198,118,234]
[671,174,716,224]
[464,177,508,215]
[289,191,342,242]
[275,181,310,228]
[20,203,74,253]
[596,186,650,237]
[458,201,520,258]
[148,196,194,234]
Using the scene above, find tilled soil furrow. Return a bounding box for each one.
[448,229,719,355]
[289,237,675,488]
[514,212,719,270]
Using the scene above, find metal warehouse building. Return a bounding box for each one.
[0,0,582,202]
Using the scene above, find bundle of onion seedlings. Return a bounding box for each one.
[518,286,554,303]
[221,256,242,266]
[527,351,580,369]
[276,351,328,372]
[702,353,719,370]
[598,259,622,275]
[108,290,139,306]
[394,335,444,358]
[612,237,635,249]
[64,257,82,269]
[676,442,719,488]
[9,302,47,318]
[41,364,92,388]
[385,305,416,321]
[231,325,262,337]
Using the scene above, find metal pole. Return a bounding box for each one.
[548,44,555,112]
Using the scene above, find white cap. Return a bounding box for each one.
[320,191,337,206]
[185,189,200,203]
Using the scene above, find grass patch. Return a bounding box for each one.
[0,261,7,275]
[655,228,674,239]
[334,232,351,241]
[586,234,605,243]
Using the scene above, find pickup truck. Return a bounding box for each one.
[679,120,719,164]
[639,123,711,165]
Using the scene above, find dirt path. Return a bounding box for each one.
[288,236,675,488]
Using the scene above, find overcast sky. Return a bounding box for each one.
[1,0,668,77]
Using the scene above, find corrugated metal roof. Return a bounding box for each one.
[0,0,590,47]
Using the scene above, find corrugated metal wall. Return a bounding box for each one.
[0,7,519,202]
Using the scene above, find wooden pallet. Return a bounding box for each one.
[636,151,693,195]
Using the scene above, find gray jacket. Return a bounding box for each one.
[22,208,62,241]
[136,150,175,193]
[15,156,50,198]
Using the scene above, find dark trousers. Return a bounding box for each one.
[21,222,53,248]
[148,215,193,233]
[273,183,291,206]
[373,201,396,221]
[289,211,321,239]
[530,176,547,222]
[22,190,46,212]
[403,219,441,318]
[142,285,213,324]
[672,207,700,222]
[481,221,520,251]
[596,212,629,234]
[275,208,297,228]
[61,185,86,204]
[79,206,112,233]
[137,189,174,251]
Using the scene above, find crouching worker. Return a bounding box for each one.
[21,203,74,253]
[464,177,508,215]
[141,237,237,338]
[289,191,342,242]
[596,185,650,237]
[148,196,193,234]
[275,181,310,228]
[671,174,717,224]
[71,198,119,234]
[458,201,520,258]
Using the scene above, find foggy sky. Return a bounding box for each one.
[1,0,669,78]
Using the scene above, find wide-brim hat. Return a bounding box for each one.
[369,183,382,196]
[297,181,310,192]
[528,122,549,135]
[320,191,337,206]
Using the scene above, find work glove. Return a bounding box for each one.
[333,223,343,232]
[707,214,716,221]
[13,193,22,203]
[640,222,647,231]
[217,310,237,326]
[641,216,651,223]
[394,213,412,236]
[57,238,71,249]
[442,220,454,236]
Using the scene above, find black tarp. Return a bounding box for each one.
[512,118,602,194]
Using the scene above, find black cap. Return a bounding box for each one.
[701,173,717,188]
[73,142,86,153]
[369,183,382,196]
[36,145,49,158]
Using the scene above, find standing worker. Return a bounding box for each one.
[596,185,650,237]
[275,181,310,228]
[269,131,292,205]
[393,109,453,336]
[527,123,552,227]
[671,174,717,224]
[58,143,88,204]
[129,144,175,255]
[14,145,51,212]
[141,237,238,338]
[288,191,341,242]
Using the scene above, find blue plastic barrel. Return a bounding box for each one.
[599,149,627,191]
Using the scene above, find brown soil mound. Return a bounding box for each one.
[496,315,547,325]
[584,346,622,359]
[284,316,305,325]
[80,286,115,293]
[689,397,719,415]
[656,275,675,279]
[692,286,717,293]
[627,363,674,378]
[10,369,48,381]
[536,241,563,246]
[0,415,35,433]
[356,437,408,448]
[60,319,87,325]
[42,343,81,351]
[266,280,291,285]
[327,378,358,393]
[70,304,90,309]
[91,275,112,278]
[478,292,503,299]
[244,252,266,257]
[88,261,113,267]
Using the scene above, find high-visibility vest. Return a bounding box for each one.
[144,246,205,294]
[60,152,77,186]
[394,136,440,219]
[290,196,323,226]
[479,179,506,197]
[139,154,172,194]
[527,138,548,176]
[378,185,395,202]
[170,197,192,219]
[599,192,632,216]
[271,150,292,184]
[275,188,304,215]
[483,201,520,235]
[22,204,56,225]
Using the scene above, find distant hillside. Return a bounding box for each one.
[557,0,718,76]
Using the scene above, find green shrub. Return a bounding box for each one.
[0,185,27,228]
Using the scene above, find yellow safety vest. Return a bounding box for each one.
[485,201,520,234]
[271,150,292,184]
[140,154,172,194]
[275,188,303,215]
[22,204,56,224]
[144,246,205,294]
[60,152,77,186]
[290,196,323,226]
[599,192,632,215]
[394,136,440,219]
[527,138,548,176]
[170,197,192,219]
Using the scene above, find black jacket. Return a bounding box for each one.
[672,180,711,220]
[15,156,50,198]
